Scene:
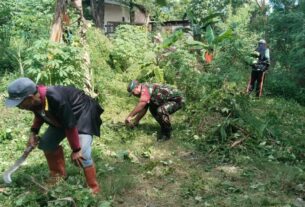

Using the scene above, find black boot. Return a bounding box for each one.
[157,127,171,141]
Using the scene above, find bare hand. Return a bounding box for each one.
[71,151,84,168]
[27,133,39,148]
[125,117,132,125]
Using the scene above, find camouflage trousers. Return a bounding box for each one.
[149,99,184,133]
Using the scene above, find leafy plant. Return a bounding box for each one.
[24,39,84,87]
[0,0,54,74]
[111,25,153,71]
[87,27,113,101]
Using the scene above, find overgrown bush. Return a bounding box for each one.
[267,6,305,104]
[111,25,153,71]
[87,27,113,101]
[24,39,84,87]
[0,0,54,75]
[266,70,305,105]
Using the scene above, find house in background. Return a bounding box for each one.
[101,0,149,33]
[149,19,190,33]
[160,20,190,33]
[87,0,189,35]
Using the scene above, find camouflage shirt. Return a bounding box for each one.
[143,83,183,106]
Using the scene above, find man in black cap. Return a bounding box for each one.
[125,80,184,141]
[5,77,103,194]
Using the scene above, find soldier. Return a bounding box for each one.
[125,80,184,141]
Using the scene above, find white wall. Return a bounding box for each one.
[104,3,130,25]
[103,2,148,32]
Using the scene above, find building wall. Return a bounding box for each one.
[104,3,130,25]
[134,8,148,24]
[103,1,147,33]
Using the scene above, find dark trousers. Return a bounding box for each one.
[247,70,265,97]
[149,100,183,133]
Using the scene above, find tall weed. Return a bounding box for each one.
[24,39,84,87]
[87,27,113,101]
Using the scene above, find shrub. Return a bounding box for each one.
[111,25,153,71]
[266,70,305,105]
[24,39,84,87]
[87,27,113,101]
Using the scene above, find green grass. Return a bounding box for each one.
[1,73,305,206]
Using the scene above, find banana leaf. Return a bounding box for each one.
[206,25,215,45]
[162,29,184,49]
[213,29,234,44]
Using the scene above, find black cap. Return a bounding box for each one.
[5,77,37,107]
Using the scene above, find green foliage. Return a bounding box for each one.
[24,39,84,87]
[128,63,165,83]
[161,29,184,49]
[0,1,17,73]
[10,0,54,41]
[266,70,305,104]
[111,25,153,71]
[160,38,199,85]
[214,5,258,79]
[0,128,13,143]
[0,0,54,74]
[266,3,305,104]
[188,0,226,24]
[134,0,190,22]
[87,27,113,101]
[187,0,227,41]
[2,0,305,206]
[111,25,165,83]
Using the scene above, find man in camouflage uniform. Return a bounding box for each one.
[125,80,184,141]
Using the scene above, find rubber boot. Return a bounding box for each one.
[44,145,66,184]
[158,127,172,141]
[84,165,100,194]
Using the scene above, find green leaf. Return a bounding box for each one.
[99,200,112,207]
[220,126,227,140]
[213,29,233,44]
[162,30,184,49]
[153,66,164,83]
[35,73,41,83]
[156,0,167,7]
[205,25,215,45]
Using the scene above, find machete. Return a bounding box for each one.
[3,145,35,184]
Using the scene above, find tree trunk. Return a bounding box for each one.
[50,0,96,97]
[50,0,67,42]
[255,0,268,38]
[71,0,85,25]
[129,0,134,24]
[90,0,105,30]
